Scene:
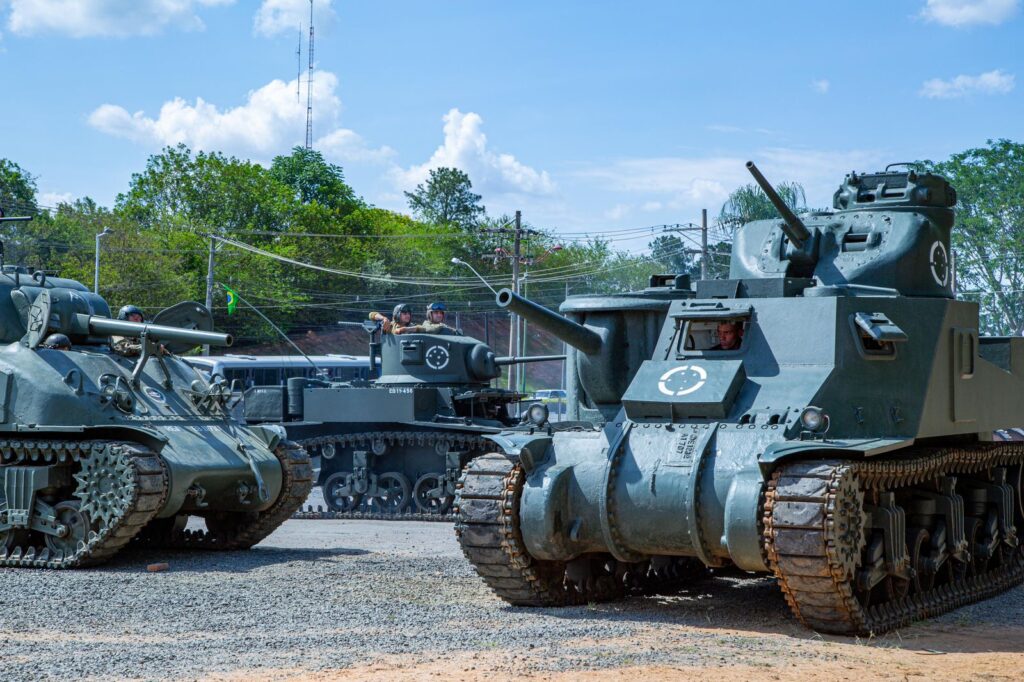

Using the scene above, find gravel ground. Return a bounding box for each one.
[2,519,1023,681]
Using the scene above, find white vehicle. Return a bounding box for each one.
[184,353,369,390]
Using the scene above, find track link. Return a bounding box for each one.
[0,440,168,569]
[764,445,1024,635]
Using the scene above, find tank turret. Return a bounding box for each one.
[728,161,956,298]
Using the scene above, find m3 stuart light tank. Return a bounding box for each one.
[245,324,563,518]
[455,162,1024,634]
[0,212,312,568]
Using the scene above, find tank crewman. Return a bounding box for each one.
[420,302,459,335]
[110,305,167,357]
[41,333,72,350]
[709,321,743,351]
[368,303,423,335]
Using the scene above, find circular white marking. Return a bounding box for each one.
[657,364,707,397]
[425,345,451,370]
[929,241,949,287]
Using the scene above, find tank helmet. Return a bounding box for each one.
[118,304,144,321]
[42,333,71,349]
[427,302,447,312]
[392,303,413,319]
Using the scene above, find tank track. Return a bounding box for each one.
[134,441,313,550]
[764,444,1024,635]
[0,439,168,568]
[455,453,708,605]
[297,430,493,522]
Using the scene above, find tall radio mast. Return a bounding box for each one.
[304,0,314,149]
[296,24,302,103]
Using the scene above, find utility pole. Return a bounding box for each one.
[701,208,709,281]
[204,235,216,356]
[508,210,522,391]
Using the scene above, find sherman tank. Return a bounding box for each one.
[455,162,1024,634]
[0,212,312,568]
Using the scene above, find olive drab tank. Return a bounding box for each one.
[0,211,312,568]
[243,275,695,519]
[455,162,1024,634]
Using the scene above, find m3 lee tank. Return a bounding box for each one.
[455,162,1024,634]
[0,212,312,567]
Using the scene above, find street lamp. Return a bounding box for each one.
[450,257,498,296]
[94,227,113,294]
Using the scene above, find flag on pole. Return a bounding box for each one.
[222,284,239,315]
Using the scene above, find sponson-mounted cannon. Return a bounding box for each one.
[455,161,1024,636]
[0,215,312,568]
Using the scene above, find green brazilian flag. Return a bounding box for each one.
[223,284,238,315]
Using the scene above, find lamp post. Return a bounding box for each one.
[94,227,113,294]
[450,257,498,295]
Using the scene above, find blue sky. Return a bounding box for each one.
[1,0,1021,252]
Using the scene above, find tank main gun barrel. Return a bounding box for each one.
[496,288,602,355]
[745,161,811,248]
[78,315,233,348]
[494,354,566,366]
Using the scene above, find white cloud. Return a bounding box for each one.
[919,69,1015,98]
[575,147,888,217]
[88,70,391,165]
[254,0,334,37]
[811,79,830,94]
[38,191,74,207]
[604,204,631,221]
[395,108,555,196]
[920,0,1019,26]
[7,0,234,38]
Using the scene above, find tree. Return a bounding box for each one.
[718,181,806,230]
[270,146,359,212]
[0,159,38,215]
[405,167,485,230]
[648,235,698,276]
[929,139,1024,335]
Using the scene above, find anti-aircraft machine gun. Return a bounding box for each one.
[0,209,311,567]
[455,162,1024,634]
[244,319,565,518]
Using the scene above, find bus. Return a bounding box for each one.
[184,354,370,390]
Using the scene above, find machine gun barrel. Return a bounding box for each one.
[494,354,566,366]
[745,161,811,248]
[496,288,602,355]
[80,315,233,348]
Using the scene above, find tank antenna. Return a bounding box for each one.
[304,0,314,149]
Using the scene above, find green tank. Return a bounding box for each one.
[0,212,312,568]
[455,162,1024,634]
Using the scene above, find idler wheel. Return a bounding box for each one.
[44,501,92,558]
[323,472,362,513]
[413,473,452,514]
[368,472,411,513]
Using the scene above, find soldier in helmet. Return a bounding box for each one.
[420,302,458,335]
[110,304,166,357]
[41,333,72,350]
[368,303,423,335]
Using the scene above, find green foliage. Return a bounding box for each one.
[718,181,806,230]
[270,146,360,211]
[405,167,485,230]
[928,139,1024,334]
[0,159,38,215]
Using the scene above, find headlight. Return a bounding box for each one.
[527,403,550,426]
[799,406,827,432]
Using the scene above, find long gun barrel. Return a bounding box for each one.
[496,288,602,355]
[494,354,566,366]
[77,315,233,348]
[745,161,811,248]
